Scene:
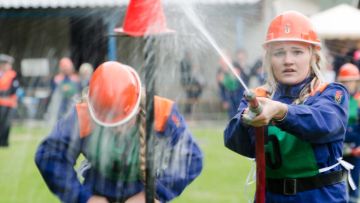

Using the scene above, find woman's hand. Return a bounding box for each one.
[87,196,109,203]
[125,191,160,203]
[242,97,288,127]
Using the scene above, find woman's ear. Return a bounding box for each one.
[309,52,319,68]
[314,53,320,63]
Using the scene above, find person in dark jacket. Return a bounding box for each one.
[35,61,203,203]
[180,52,203,115]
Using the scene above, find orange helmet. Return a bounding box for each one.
[88,61,142,127]
[338,63,360,81]
[264,11,321,49]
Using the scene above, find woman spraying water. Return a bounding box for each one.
[224,11,353,202]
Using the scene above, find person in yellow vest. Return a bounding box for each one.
[0,54,19,147]
[35,61,203,203]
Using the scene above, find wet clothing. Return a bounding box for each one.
[224,79,349,202]
[343,93,360,203]
[35,96,203,203]
[0,69,19,146]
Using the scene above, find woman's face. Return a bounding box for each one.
[270,42,312,85]
[341,80,358,94]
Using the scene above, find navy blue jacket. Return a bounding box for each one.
[35,104,203,203]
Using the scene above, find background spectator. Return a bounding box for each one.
[78,62,94,92]
[180,51,204,115]
[0,54,19,147]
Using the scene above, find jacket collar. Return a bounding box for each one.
[274,77,312,99]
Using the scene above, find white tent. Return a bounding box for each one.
[311,4,360,39]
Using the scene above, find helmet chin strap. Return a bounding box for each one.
[87,66,143,128]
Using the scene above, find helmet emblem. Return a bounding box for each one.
[284,24,291,34]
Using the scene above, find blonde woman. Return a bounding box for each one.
[224,11,351,202]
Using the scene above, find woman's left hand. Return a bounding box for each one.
[242,97,288,127]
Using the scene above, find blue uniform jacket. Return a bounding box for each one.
[344,94,360,202]
[224,80,349,203]
[344,94,360,146]
[35,104,203,203]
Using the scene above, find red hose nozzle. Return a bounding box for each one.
[244,91,262,118]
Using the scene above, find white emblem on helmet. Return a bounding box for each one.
[284,24,291,34]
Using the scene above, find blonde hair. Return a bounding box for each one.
[138,88,147,181]
[263,44,327,104]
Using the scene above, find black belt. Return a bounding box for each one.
[266,170,347,195]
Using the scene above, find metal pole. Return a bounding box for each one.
[107,21,117,61]
[144,36,156,203]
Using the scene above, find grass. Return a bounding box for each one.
[173,126,255,203]
[0,123,57,203]
[0,121,254,203]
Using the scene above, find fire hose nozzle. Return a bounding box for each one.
[244,91,263,119]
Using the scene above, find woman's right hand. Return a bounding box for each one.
[87,196,109,203]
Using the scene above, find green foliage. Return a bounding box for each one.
[0,123,254,203]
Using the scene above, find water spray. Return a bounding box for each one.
[181,5,265,203]
[180,5,262,116]
[180,5,249,93]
